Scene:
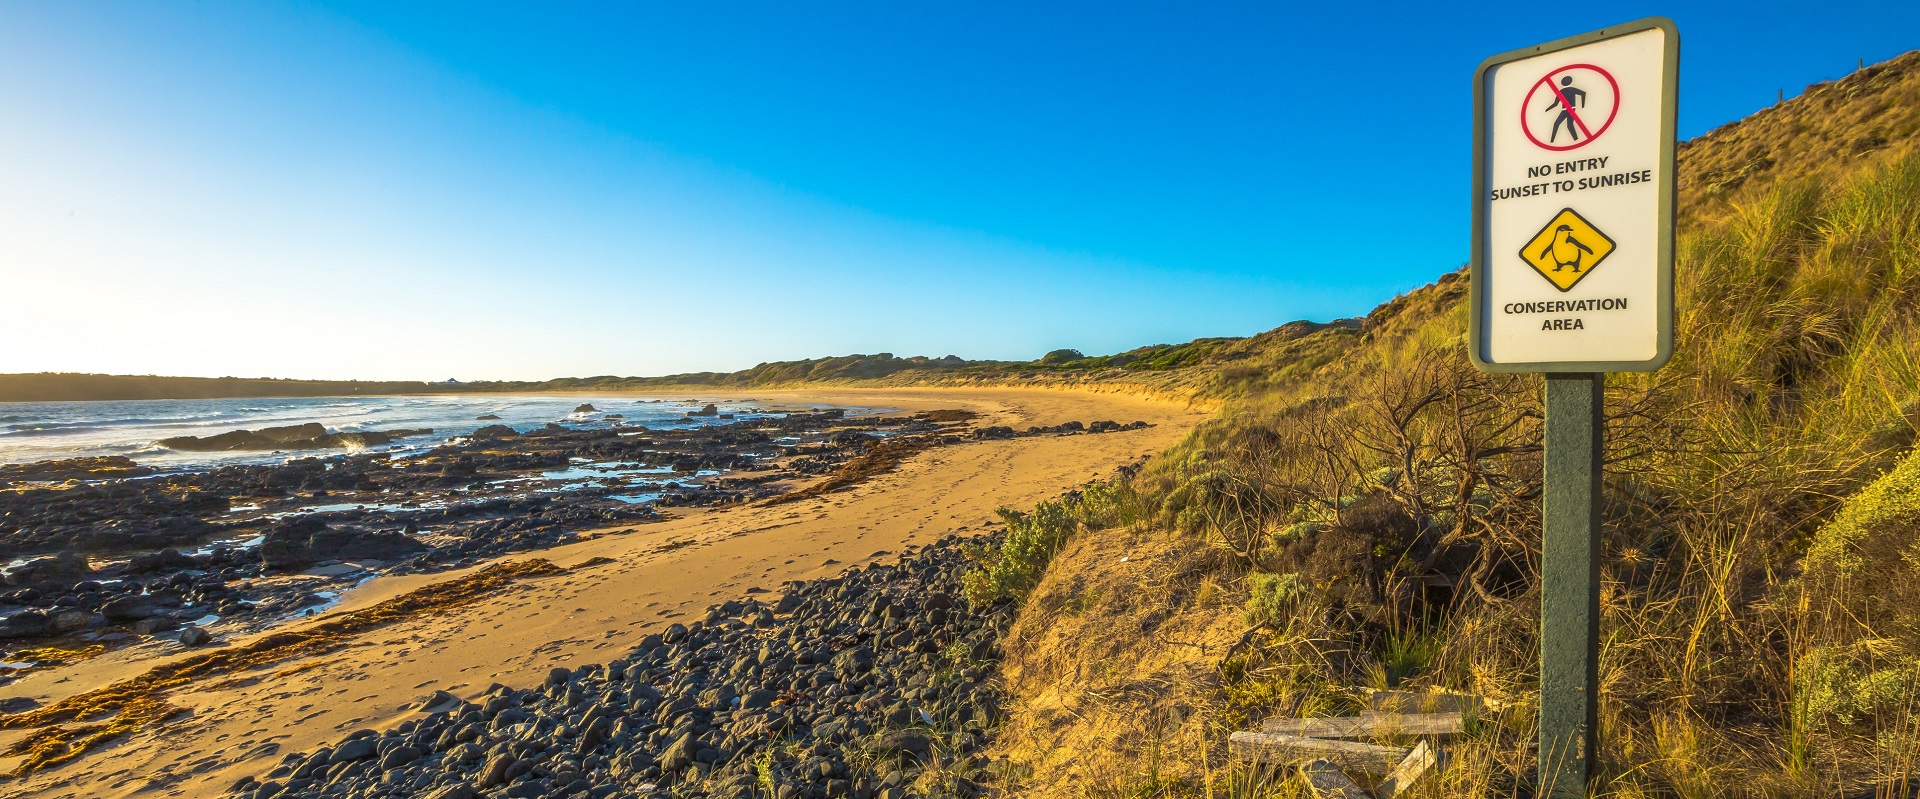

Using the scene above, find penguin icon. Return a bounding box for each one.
[1538,224,1595,272]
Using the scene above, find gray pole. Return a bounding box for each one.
[1540,372,1603,796]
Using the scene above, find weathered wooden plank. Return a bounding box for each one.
[1366,689,1492,715]
[1261,711,1464,739]
[1228,731,1409,775]
[1375,740,1441,799]
[1300,758,1375,799]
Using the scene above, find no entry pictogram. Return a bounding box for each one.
[1521,63,1620,151]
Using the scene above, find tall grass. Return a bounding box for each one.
[1084,152,1920,796]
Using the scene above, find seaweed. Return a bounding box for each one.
[0,558,566,777]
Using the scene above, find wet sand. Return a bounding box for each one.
[0,386,1208,797]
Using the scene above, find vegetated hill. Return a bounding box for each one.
[465,353,1007,392]
[1678,50,1920,224]
[469,319,1368,398]
[0,324,1369,402]
[967,51,1920,797]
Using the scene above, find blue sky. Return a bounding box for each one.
[2,2,1914,381]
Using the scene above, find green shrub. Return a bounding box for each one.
[1794,646,1920,729]
[963,480,1140,607]
[1805,447,1920,648]
[1243,571,1310,627]
[1806,447,1920,576]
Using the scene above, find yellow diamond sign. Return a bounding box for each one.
[1520,208,1616,292]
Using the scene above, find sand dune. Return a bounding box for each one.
[0,386,1207,798]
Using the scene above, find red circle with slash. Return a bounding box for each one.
[1522,63,1619,151]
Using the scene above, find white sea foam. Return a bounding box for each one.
[0,395,844,474]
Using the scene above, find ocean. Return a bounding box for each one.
[0,394,822,472]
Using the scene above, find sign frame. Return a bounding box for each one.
[1469,17,1679,374]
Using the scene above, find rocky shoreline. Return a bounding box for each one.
[227,534,1010,799]
[0,406,1148,690]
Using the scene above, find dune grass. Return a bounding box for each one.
[969,136,1920,796]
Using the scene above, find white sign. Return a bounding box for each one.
[1471,19,1677,372]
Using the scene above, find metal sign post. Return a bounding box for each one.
[1540,372,1603,792]
[1470,17,1678,796]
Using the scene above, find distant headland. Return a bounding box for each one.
[1,321,1361,403]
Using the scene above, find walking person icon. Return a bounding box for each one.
[1543,76,1588,143]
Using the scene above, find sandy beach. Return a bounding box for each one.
[0,386,1207,798]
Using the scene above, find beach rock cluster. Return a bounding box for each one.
[157,423,437,452]
[230,536,1010,799]
[0,455,153,485]
[971,419,1149,440]
[260,517,429,570]
[0,478,230,555]
[0,542,292,649]
[337,496,663,574]
[0,409,860,560]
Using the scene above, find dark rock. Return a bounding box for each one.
[832,646,875,678]
[159,423,327,451]
[0,456,153,484]
[574,404,597,413]
[52,609,106,632]
[742,689,779,710]
[419,690,461,712]
[471,424,518,439]
[378,745,420,769]
[331,737,375,761]
[126,548,199,574]
[0,610,50,639]
[0,696,42,714]
[8,552,94,584]
[260,517,429,570]
[157,423,433,452]
[132,617,179,635]
[179,624,213,646]
[660,732,701,770]
[101,595,160,621]
[422,785,478,799]
[478,753,515,788]
[872,730,934,763]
